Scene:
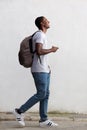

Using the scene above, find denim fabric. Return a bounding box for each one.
[19,72,50,121]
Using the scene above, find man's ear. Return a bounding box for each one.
[40,21,43,26]
[41,21,45,26]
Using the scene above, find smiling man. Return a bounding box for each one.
[13,16,59,127]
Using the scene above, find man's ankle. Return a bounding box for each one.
[15,108,22,114]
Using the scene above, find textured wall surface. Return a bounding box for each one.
[0,0,87,113]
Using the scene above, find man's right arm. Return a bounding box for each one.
[36,43,59,55]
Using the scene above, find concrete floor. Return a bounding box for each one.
[0,112,87,130]
[0,120,87,130]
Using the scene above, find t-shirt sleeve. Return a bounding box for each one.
[34,32,44,44]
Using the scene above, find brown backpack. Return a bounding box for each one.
[18,33,36,68]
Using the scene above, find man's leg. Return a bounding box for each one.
[38,73,58,127]
[18,72,48,113]
[39,73,50,121]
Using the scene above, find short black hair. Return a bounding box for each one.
[35,16,44,29]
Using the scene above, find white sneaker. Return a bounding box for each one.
[13,109,25,127]
[39,119,58,127]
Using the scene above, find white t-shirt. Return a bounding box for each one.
[31,30,50,73]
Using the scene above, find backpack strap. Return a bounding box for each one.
[29,31,42,64]
[29,31,39,53]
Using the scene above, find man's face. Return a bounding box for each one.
[41,17,50,29]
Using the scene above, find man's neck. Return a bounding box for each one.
[40,27,47,33]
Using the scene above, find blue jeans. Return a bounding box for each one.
[19,72,50,121]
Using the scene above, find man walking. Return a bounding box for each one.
[13,16,59,127]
